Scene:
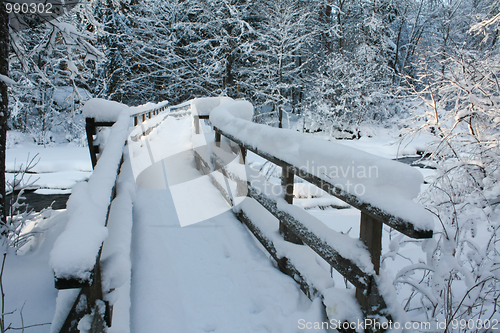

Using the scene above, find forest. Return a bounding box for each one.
[0,0,499,331]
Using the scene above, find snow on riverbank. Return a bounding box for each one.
[2,211,68,333]
[6,137,92,193]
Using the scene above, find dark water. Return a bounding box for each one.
[7,191,71,212]
[393,156,435,169]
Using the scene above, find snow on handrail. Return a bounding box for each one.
[192,96,435,326]
[129,100,169,117]
[130,100,191,127]
[50,111,129,283]
[209,101,434,238]
[82,98,129,122]
[191,97,233,116]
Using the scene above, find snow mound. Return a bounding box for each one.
[211,99,254,122]
[191,96,236,116]
[82,98,130,122]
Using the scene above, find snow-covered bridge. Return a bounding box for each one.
[49,98,433,333]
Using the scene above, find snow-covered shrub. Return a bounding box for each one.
[8,84,89,146]
[395,50,500,330]
[2,153,53,251]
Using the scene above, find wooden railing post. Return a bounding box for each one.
[215,132,221,147]
[134,116,138,126]
[280,166,302,244]
[194,116,200,134]
[86,118,98,169]
[356,212,383,314]
[142,114,146,123]
[239,146,246,164]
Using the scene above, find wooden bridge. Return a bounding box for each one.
[49,98,433,333]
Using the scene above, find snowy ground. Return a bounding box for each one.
[6,135,92,193]
[2,210,67,333]
[4,109,437,332]
[2,135,92,332]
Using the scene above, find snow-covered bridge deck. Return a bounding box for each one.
[49,98,433,333]
[129,114,323,332]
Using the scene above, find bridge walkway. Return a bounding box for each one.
[129,115,325,332]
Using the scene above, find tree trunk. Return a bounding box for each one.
[0,4,8,226]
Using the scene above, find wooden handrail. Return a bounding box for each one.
[55,116,129,332]
[213,127,432,239]
[193,120,433,330]
[60,101,190,332]
[130,101,191,128]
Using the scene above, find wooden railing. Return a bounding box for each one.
[85,102,172,168]
[54,97,434,332]
[53,101,174,333]
[193,114,433,330]
[53,114,129,333]
[128,102,191,142]
[131,102,169,127]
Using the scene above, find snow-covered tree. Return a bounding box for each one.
[167,0,258,101]
[304,0,397,137]
[396,6,500,327]
[0,3,8,226]
[246,0,318,127]
[2,2,103,231]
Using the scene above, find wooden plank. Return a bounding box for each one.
[94,121,115,127]
[356,212,383,314]
[282,166,294,205]
[359,212,382,274]
[57,288,110,333]
[236,211,322,300]
[193,149,233,205]
[57,288,89,332]
[56,256,110,332]
[247,186,371,291]
[215,132,221,147]
[192,148,322,298]
[239,146,246,164]
[55,275,92,289]
[213,127,433,239]
[193,138,391,323]
[56,138,125,332]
